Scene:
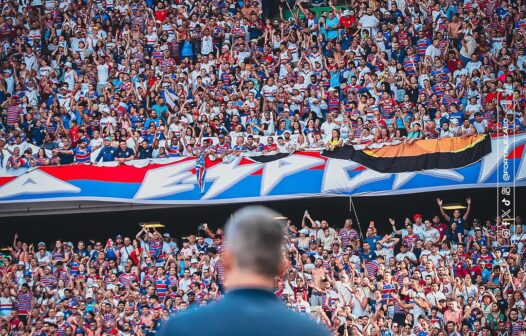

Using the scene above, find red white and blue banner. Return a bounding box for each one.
[0,135,525,205]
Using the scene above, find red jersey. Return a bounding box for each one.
[467,265,482,279]
[263,144,277,151]
[154,9,168,22]
[339,16,355,28]
[454,261,469,278]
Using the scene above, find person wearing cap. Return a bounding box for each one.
[188,258,200,274]
[395,242,418,265]
[409,214,425,239]
[94,136,117,163]
[448,117,460,134]
[159,206,330,336]
[340,9,355,28]
[55,311,67,332]
[324,1,354,29]
[115,234,124,248]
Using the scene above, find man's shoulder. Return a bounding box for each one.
[161,294,329,336]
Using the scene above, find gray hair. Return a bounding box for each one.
[224,206,287,277]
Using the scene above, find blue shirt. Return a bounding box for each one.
[144,117,160,128]
[360,250,377,262]
[365,235,382,248]
[95,146,117,162]
[326,17,339,40]
[152,104,169,119]
[329,70,341,88]
[481,268,491,283]
[159,288,330,336]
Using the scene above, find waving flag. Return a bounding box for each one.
[161,89,177,109]
[196,151,206,194]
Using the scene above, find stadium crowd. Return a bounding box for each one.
[1,199,525,336]
[0,0,525,168]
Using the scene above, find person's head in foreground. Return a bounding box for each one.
[221,205,287,289]
[159,206,330,336]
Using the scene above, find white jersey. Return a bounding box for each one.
[0,296,14,317]
[97,63,110,84]
[64,70,76,90]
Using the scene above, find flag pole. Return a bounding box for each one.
[349,196,364,240]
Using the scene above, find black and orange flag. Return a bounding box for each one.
[323,135,492,173]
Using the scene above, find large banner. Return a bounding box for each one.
[0,135,524,205]
[323,135,492,173]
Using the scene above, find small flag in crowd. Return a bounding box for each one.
[196,150,206,195]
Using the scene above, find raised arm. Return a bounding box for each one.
[301,211,317,229]
[463,197,471,221]
[135,227,146,241]
[436,198,451,222]
[389,218,403,235]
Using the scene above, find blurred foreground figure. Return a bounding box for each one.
[159,206,330,336]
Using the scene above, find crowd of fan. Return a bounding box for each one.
[1,198,525,335]
[1,0,525,168]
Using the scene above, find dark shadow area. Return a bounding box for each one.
[1,187,524,246]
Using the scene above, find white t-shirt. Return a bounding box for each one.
[410,290,429,318]
[97,63,110,84]
[100,116,117,129]
[320,121,338,137]
[261,85,278,101]
[359,15,380,32]
[90,137,103,149]
[201,36,213,55]
[465,103,482,118]
[473,119,488,134]
[511,232,526,252]
[466,60,482,74]
[426,290,446,307]
[425,45,441,59]
[119,245,134,266]
[0,296,14,316]
[421,228,440,243]
[395,251,417,262]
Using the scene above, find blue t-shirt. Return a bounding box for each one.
[326,17,339,40]
[360,250,377,262]
[329,70,341,88]
[365,235,382,249]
